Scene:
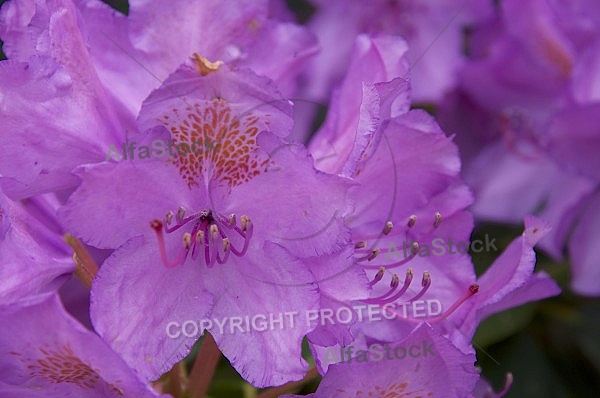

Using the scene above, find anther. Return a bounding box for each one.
[368,249,381,261]
[383,221,393,235]
[228,214,236,226]
[370,267,385,286]
[223,238,230,252]
[165,211,174,225]
[241,215,250,232]
[355,241,367,249]
[177,207,186,224]
[408,215,416,228]
[195,230,204,243]
[210,224,220,238]
[411,241,419,256]
[405,271,431,302]
[183,233,192,249]
[422,271,431,287]
[390,274,399,289]
[434,211,442,228]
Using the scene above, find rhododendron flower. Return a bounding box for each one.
[300,0,493,105]
[0,0,581,396]
[0,0,126,198]
[304,33,560,392]
[438,0,600,295]
[60,57,359,387]
[0,0,316,198]
[285,325,479,398]
[0,190,72,305]
[0,294,168,398]
[306,34,478,350]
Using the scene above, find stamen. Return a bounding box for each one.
[390,273,400,289]
[411,241,419,257]
[433,211,442,228]
[165,211,174,225]
[362,271,408,304]
[383,221,393,235]
[215,236,231,265]
[355,241,367,249]
[153,209,254,268]
[405,271,430,302]
[408,215,416,228]
[241,215,250,232]
[367,249,381,261]
[206,227,218,268]
[183,232,192,249]
[177,207,186,224]
[360,245,417,268]
[363,273,400,304]
[222,238,230,252]
[377,268,414,303]
[369,267,386,286]
[191,230,205,260]
[151,220,185,268]
[221,214,253,257]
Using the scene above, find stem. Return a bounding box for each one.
[188,333,221,398]
[242,383,258,398]
[164,362,186,397]
[256,367,320,398]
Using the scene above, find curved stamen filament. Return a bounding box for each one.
[362,269,415,305]
[165,210,204,233]
[369,267,386,287]
[404,271,431,302]
[361,255,415,269]
[151,220,188,268]
[224,217,252,257]
[384,284,479,323]
[373,268,414,303]
[363,274,400,304]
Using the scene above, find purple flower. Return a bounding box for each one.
[0,0,126,198]
[446,216,561,347]
[0,190,73,306]
[0,294,168,397]
[301,0,492,105]
[0,0,317,198]
[469,374,513,398]
[60,58,357,387]
[75,0,317,109]
[303,32,560,393]
[306,34,478,352]
[438,0,600,295]
[284,324,479,398]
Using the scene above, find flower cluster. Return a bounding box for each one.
[5,0,596,397]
